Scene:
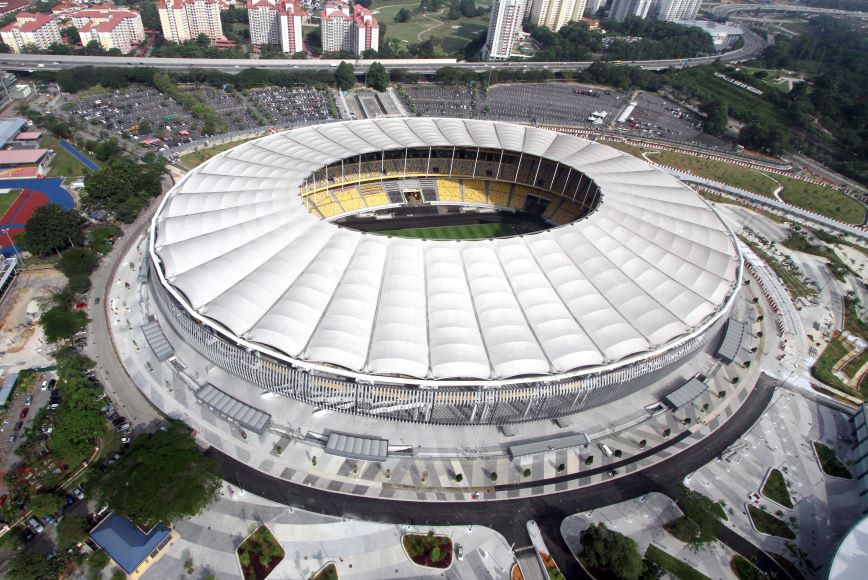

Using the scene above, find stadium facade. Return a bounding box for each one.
[148,118,742,425]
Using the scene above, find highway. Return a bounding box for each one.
[0,29,765,74]
[711,2,868,20]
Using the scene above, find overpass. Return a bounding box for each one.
[710,3,868,20]
[0,29,765,75]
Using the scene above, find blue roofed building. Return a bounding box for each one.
[0,117,27,149]
[88,513,177,577]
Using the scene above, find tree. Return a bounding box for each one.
[367,61,389,91]
[83,157,165,222]
[701,99,728,136]
[334,61,356,91]
[580,523,644,580]
[395,8,412,22]
[57,514,89,548]
[95,422,222,526]
[28,492,65,516]
[676,489,725,546]
[58,247,100,279]
[19,204,86,256]
[7,552,58,580]
[61,25,80,44]
[196,33,211,47]
[40,306,88,343]
[89,550,110,574]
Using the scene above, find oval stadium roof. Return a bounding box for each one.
[150,118,741,385]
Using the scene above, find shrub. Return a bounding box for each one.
[455,473,463,482]
[557,463,566,472]
[639,439,647,448]
[585,456,593,465]
[614,449,623,458]
[662,428,671,437]
[523,468,531,477]
[490,472,497,481]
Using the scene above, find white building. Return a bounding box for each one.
[249,0,303,53]
[530,0,587,32]
[158,0,223,43]
[320,1,378,55]
[656,0,702,22]
[73,9,145,54]
[609,0,652,21]
[483,0,525,61]
[673,19,742,50]
[0,12,61,53]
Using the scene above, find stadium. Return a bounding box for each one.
[147,118,743,425]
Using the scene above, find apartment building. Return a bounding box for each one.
[320,1,378,55]
[0,12,61,53]
[249,0,304,53]
[656,0,702,22]
[73,9,145,54]
[609,0,653,21]
[529,0,587,32]
[158,0,223,43]
[482,0,525,61]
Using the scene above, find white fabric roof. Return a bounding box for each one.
[151,119,740,383]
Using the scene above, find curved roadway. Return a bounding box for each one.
[208,377,784,579]
[0,29,765,74]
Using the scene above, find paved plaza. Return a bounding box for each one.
[562,493,739,580]
[691,389,860,575]
[141,486,516,579]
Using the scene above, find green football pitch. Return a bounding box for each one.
[376,223,518,240]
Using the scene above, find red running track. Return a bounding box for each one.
[0,189,50,249]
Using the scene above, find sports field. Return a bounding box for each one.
[0,188,22,218]
[378,223,517,239]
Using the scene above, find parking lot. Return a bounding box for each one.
[403,83,631,125]
[626,91,728,149]
[71,85,337,151]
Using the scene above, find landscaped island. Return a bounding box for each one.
[402,531,453,569]
[237,525,285,580]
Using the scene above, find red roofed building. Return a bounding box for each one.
[351,3,378,55]
[0,148,52,174]
[0,0,34,18]
[248,0,302,54]
[0,12,61,53]
[73,9,144,53]
[157,0,223,43]
[320,1,377,55]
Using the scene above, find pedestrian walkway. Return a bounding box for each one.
[143,485,516,579]
[59,139,99,172]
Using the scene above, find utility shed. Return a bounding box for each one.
[716,319,747,364]
[663,378,708,410]
[325,432,388,462]
[508,433,588,459]
[141,321,173,362]
[195,383,271,434]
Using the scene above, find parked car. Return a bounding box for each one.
[19,408,28,420]
[455,544,463,561]
[7,434,17,444]
[48,378,57,389]
[71,487,85,501]
[14,421,23,431]
[43,514,57,525]
[120,437,130,444]
[24,395,32,406]
[40,381,49,391]
[65,494,76,506]
[27,517,44,534]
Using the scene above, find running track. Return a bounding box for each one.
[59,140,99,172]
[0,178,74,255]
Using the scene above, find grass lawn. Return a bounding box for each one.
[777,175,866,225]
[813,441,853,479]
[842,350,867,380]
[180,136,258,168]
[645,545,710,580]
[378,222,517,239]
[649,150,779,197]
[747,506,796,539]
[811,336,850,391]
[731,555,766,580]
[374,1,490,55]
[761,469,793,508]
[844,297,868,341]
[602,141,651,158]
[0,187,22,218]
[42,135,91,178]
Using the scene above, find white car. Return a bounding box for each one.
[71,487,85,501]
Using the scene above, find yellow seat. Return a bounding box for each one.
[437,178,463,202]
[488,182,512,207]
[510,190,528,210]
[334,187,366,212]
[462,180,488,204]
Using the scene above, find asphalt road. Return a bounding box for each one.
[0,30,765,74]
[209,376,782,578]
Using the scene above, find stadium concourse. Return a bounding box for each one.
[106,118,771,500]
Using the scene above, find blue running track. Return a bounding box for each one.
[59,140,99,172]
